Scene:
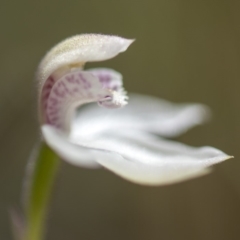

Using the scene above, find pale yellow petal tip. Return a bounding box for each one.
[119,38,135,52]
[225,155,234,160]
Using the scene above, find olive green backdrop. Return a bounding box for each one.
[1,0,240,239]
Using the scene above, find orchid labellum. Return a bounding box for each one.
[37,34,231,186]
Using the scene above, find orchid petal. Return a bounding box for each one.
[71,94,210,139]
[95,151,212,186]
[43,125,231,185]
[75,130,231,185]
[37,34,134,90]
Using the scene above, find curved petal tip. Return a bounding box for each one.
[118,38,135,52]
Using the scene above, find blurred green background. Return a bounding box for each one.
[1,0,240,239]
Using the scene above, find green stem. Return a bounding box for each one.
[25,142,60,240]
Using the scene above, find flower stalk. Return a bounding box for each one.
[25,142,59,240]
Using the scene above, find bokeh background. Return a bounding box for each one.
[1,0,240,239]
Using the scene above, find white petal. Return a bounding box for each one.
[71,94,210,139]
[95,152,211,185]
[42,125,100,168]
[71,130,232,185]
[43,125,231,185]
[37,34,134,90]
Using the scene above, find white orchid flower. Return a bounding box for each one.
[37,34,232,186]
